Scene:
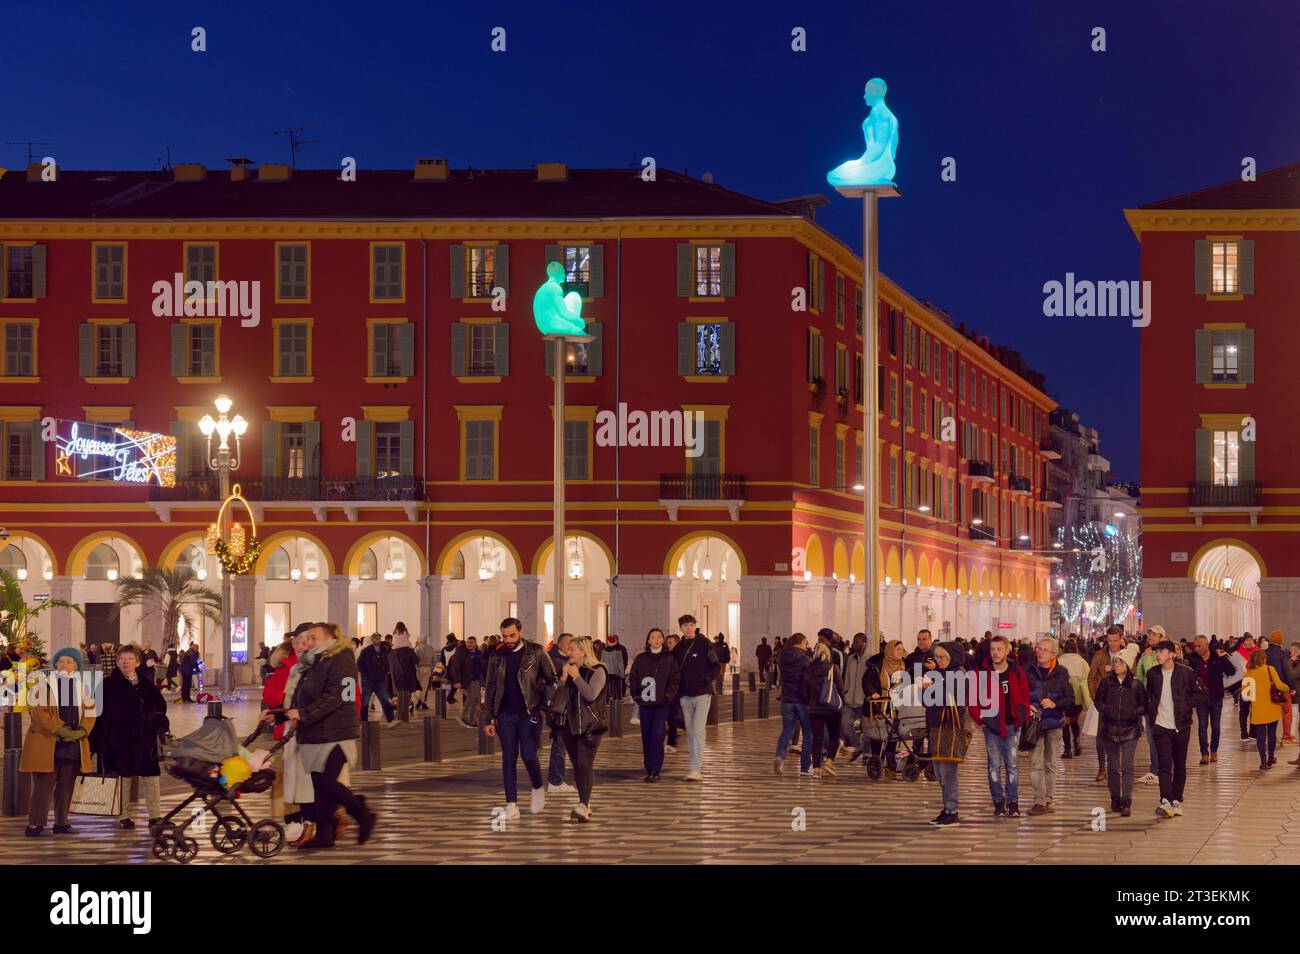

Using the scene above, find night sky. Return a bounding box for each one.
[8,0,1300,481]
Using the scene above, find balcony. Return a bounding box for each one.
[1039,437,1061,461]
[968,524,997,545]
[967,460,994,483]
[1087,453,1110,472]
[148,475,425,523]
[1041,488,1064,509]
[1008,475,1032,495]
[1010,535,1033,551]
[1189,482,1260,508]
[659,473,746,522]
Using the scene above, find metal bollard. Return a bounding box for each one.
[707,696,719,726]
[360,721,382,771]
[748,671,757,693]
[434,687,448,719]
[423,714,442,762]
[732,690,745,723]
[2,712,29,817]
[396,690,411,722]
[608,697,622,738]
[757,687,770,719]
[731,672,741,694]
[477,719,496,756]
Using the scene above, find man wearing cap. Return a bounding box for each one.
[1145,637,1205,819]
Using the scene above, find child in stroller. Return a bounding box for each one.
[151,715,290,863]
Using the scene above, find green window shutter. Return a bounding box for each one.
[589,244,605,297]
[397,323,415,377]
[676,244,692,297]
[493,323,509,375]
[545,243,560,269]
[29,421,44,480]
[171,324,186,377]
[1239,329,1255,383]
[355,420,372,477]
[817,333,824,381]
[1195,428,1210,484]
[817,258,825,311]
[718,322,736,375]
[586,323,603,376]
[1194,329,1210,384]
[32,246,46,298]
[449,245,466,297]
[1194,240,1209,294]
[398,420,415,477]
[262,422,278,477]
[121,324,137,377]
[720,242,736,296]
[807,330,815,382]
[78,323,93,377]
[170,421,188,478]
[304,421,321,479]
[677,322,694,375]
[371,324,388,376]
[544,336,555,376]
[494,244,509,294]
[450,322,467,376]
[1239,240,1255,294]
[1240,434,1256,485]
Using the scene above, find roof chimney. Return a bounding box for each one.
[414,157,449,181]
[26,163,54,183]
[174,163,207,182]
[536,162,568,182]
[225,157,254,182]
[258,163,292,182]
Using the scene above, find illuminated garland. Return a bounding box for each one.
[1056,523,1142,626]
[214,536,262,576]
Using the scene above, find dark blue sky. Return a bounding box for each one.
[9,0,1300,480]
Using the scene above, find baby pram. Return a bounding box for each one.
[861,681,936,782]
[151,716,290,863]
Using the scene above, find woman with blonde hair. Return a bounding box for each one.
[1244,649,1290,770]
[554,634,609,821]
[863,639,906,778]
[802,641,846,777]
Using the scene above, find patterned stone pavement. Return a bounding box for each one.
[6,697,1300,865]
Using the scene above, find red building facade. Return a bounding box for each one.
[0,160,1052,671]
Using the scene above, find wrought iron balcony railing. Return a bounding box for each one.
[968,524,996,544]
[967,460,994,481]
[1008,475,1032,494]
[1040,488,1064,507]
[659,473,747,501]
[1188,482,1259,507]
[150,475,424,502]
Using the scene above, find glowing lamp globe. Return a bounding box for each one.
[214,395,233,415]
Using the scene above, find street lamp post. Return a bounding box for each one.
[545,334,592,641]
[199,395,247,692]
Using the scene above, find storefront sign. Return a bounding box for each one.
[230,616,248,664]
[54,420,176,487]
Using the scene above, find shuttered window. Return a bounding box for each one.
[277,244,309,300]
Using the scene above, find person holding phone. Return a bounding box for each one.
[483,618,557,820]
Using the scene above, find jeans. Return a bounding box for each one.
[1239,699,1252,738]
[666,702,681,746]
[460,680,480,726]
[496,709,544,803]
[840,704,864,750]
[639,705,669,776]
[1143,716,1160,776]
[983,726,1020,803]
[935,759,959,815]
[547,726,568,786]
[1195,697,1223,755]
[310,743,365,844]
[1029,727,1061,805]
[360,678,394,723]
[776,703,812,772]
[1152,724,1190,803]
[1064,718,1081,754]
[1102,736,1138,807]
[560,725,601,806]
[679,694,711,773]
[810,711,841,768]
[1254,720,1278,763]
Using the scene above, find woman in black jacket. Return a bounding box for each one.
[1093,651,1147,817]
[555,635,609,821]
[628,628,681,782]
[89,644,167,831]
[803,642,845,778]
[287,623,377,850]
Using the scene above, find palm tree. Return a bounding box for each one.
[0,568,81,663]
[113,566,222,649]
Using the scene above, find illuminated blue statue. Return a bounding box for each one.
[532,261,587,336]
[827,77,898,189]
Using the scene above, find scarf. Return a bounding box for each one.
[880,641,905,684]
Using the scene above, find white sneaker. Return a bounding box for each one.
[283,822,304,842]
[382,719,401,729]
[1171,800,1184,816]
[1140,772,1158,783]
[503,803,520,821]
[1155,799,1173,819]
[547,781,576,795]
[684,770,703,782]
[629,716,640,725]
[664,744,677,754]
[530,787,546,814]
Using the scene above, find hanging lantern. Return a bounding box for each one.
[205,522,221,555]
[566,537,584,581]
[229,522,247,559]
[478,536,495,581]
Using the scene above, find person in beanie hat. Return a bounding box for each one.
[21,647,97,836]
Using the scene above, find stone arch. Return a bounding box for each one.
[66,531,148,577]
[917,554,930,588]
[832,539,849,580]
[158,531,210,572]
[978,567,990,595]
[343,530,428,578]
[884,547,901,584]
[902,550,916,587]
[0,531,60,576]
[944,561,957,592]
[532,531,617,578]
[850,541,865,581]
[663,529,750,578]
[803,533,826,578]
[436,531,524,578]
[253,529,337,578]
[958,565,969,595]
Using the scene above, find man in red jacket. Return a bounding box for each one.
[969,634,1030,817]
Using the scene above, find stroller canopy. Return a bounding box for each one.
[164,715,240,765]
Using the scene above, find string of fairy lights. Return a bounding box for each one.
[1055,523,1142,624]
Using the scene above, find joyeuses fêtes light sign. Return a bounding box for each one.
[54,420,176,487]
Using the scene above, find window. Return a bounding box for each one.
[96,324,124,377]
[904,381,913,428]
[1211,430,1239,486]
[807,329,824,383]
[947,350,954,390]
[562,246,591,297]
[5,246,34,298]
[93,244,126,300]
[919,330,929,375]
[889,453,899,505]
[959,363,966,404]
[564,420,590,480]
[697,245,724,297]
[470,325,496,375]
[281,423,307,479]
[453,322,509,378]
[1211,241,1238,294]
[370,322,413,378]
[888,374,898,421]
[467,245,496,298]
[835,434,845,489]
[835,274,845,329]
[808,425,820,485]
[375,422,402,475]
[921,389,929,435]
[693,419,723,475]
[277,244,309,300]
[854,353,864,405]
[266,547,291,581]
[185,244,217,288]
[3,322,34,377]
[855,287,864,338]
[371,243,404,300]
[277,322,310,377]
[933,341,941,383]
[4,423,32,480]
[887,307,898,355]
[186,426,206,477]
[465,420,495,480]
[834,345,847,397]
[980,376,987,414]
[186,323,216,377]
[696,323,725,376]
[1211,331,1240,382]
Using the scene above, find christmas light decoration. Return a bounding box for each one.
[1056,523,1141,626]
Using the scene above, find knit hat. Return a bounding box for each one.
[1271,629,1284,645]
[51,647,84,671]
[1116,644,1139,671]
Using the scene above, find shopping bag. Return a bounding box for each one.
[70,775,123,816]
[1081,706,1099,737]
[928,704,972,763]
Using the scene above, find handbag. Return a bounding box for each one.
[928,703,972,763]
[1018,710,1042,751]
[821,669,843,711]
[547,682,572,730]
[70,774,123,816]
[1081,706,1099,737]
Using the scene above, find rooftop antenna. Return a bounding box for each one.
[4,140,54,165]
[272,126,320,169]
[156,145,173,171]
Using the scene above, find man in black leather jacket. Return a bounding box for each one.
[483,618,557,819]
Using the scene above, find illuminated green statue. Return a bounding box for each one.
[532,261,587,336]
[827,77,898,189]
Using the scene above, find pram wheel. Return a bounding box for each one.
[248,819,286,859]
[210,817,247,854]
[866,756,882,780]
[173,836,199,864]
[151,836,172,861]
[924,764,936,781]
[902,760,921,782]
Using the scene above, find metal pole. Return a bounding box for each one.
[553,338,566,642]
[218,448,232,693]
[862,193,881,654]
